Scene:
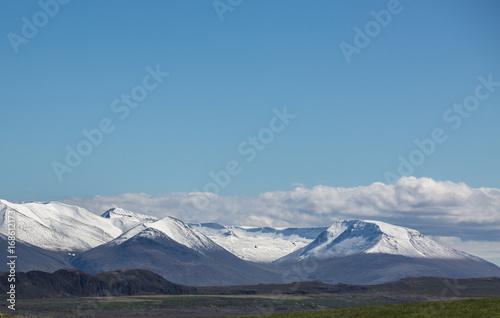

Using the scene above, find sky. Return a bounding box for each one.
[1,1,500,263]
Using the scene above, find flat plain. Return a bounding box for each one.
[3,277,500,318]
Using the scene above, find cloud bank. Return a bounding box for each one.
[66,176,500,242]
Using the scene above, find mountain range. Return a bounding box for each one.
[1,199,499,286]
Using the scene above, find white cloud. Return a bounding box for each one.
[431,236,500,263]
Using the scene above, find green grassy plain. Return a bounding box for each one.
[236,297,500,318]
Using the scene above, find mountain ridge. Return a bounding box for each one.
[0,200,121,252]
[190,222,327,262]
[1,199,499,286]
[101,207,159,232]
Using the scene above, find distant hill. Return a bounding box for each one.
[0,269,197,299]
[3,269,499,300]
[198,276,500,298]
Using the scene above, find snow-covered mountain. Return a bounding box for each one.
[190,223,327,262]
[0,200,121,252]
[73,216,278,286]
[273,220,500,285]
[1,199,499,286]
[278,220,478,263]
[101,207,159,232]
[110,217,222,254]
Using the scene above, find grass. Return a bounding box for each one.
[10,295,500,317]
[235,297,500,318]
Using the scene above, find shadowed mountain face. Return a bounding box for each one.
[273,253,500,285]
[0,269,197,299]
[71,232,280,286]
[72,237,500,286]
[0,233,71,272]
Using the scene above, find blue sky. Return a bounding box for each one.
[1,0,500,202]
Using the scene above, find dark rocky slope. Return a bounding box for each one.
[0,268,197,299]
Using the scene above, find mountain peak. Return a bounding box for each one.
[100,207,159,232]
[101,207,159,222]
[111,216,221,254]
[278,220,475,262]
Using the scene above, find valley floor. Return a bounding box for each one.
[1,293,497,317]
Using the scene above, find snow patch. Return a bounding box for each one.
[191,223,327,262]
